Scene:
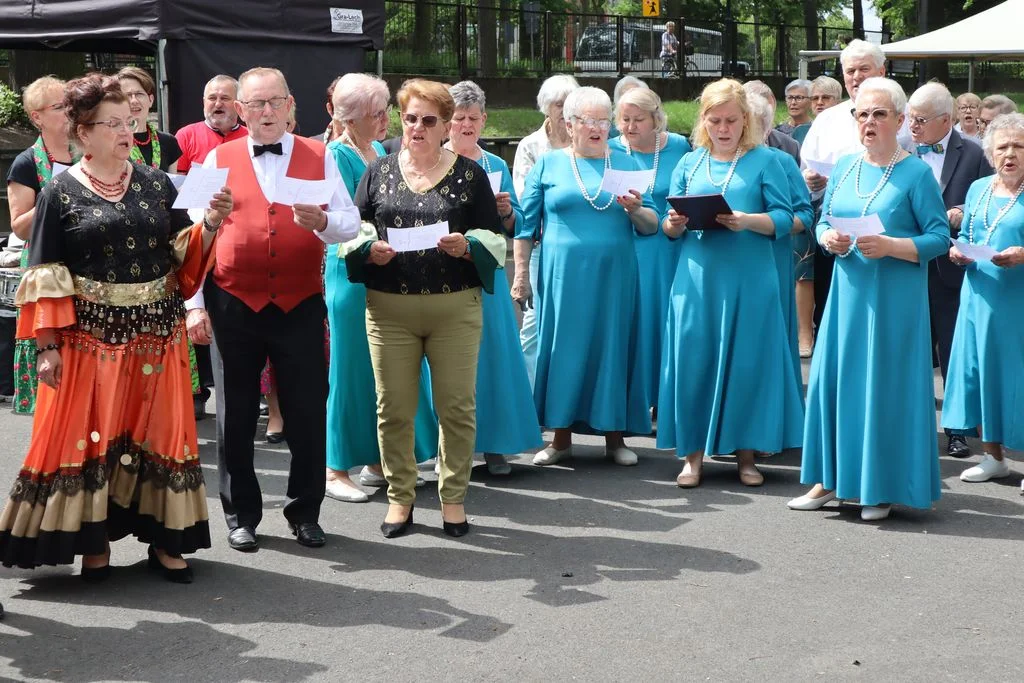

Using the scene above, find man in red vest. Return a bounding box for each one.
[196,67,360,551]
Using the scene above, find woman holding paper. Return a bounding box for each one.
[322,72,438,503]
[0,73,228,580]
[5,76,76,415]
[442,80,542,475]
[347,79,505,538]
[512,86,659,468]
[659,78,801,488]
[943,112,1024,487]
[609,87,691,415]
[792,77,949,521]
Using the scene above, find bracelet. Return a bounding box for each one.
[203,216,222,232]
[500,210,514,221]
[35,343,60,356]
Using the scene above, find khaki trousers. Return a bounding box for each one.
[365,287,482,505]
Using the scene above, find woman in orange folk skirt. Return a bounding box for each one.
[0,74,230,583]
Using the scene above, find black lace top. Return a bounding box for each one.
[354,152,501,295]
[28,165,192,284]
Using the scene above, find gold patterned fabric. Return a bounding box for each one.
[73,273,178,307]
[14,263,75,305]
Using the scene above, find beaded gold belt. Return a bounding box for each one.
[73,273,177,307]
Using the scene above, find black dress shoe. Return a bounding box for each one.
[380,506,414,539]
[266,431,286,444]
[442,519,470,538]
[948,434,971,458]
[193,397,208,422]
[80,564,112,583]
[148,546,193,584]
[289,521,326,547]
[227,526,259,552]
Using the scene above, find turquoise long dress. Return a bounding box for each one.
[801,154,949,508]
[324,141,437,471]
[656,146,803,456]
[609,132,691,410]
[465,149,543,454]
[766,145,814,388]
[942,177,1024,450]
[517,148,654,436]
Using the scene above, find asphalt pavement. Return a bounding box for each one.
[0,363,1022,682]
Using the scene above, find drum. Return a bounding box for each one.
[0,268,23,308]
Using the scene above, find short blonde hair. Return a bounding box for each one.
[238,67,290,98]
[22,76,65,114]
[811,75,843,101]
[615,87,667,133]
[692,79,760,152]
[397,78,455,122]
[332,72,389,122]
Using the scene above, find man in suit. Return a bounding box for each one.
[190,67,361,551]
[907,82,993,459]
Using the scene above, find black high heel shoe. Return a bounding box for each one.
[148,546,194,584]
[442,519,470,537]
[380,505,414,539]
[80,564,112,583]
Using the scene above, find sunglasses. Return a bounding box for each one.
[851,108,894,123]
[402,113,440,128]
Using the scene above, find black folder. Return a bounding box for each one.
[666,194,733,230]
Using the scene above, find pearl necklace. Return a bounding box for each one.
[623,132,662,192]
[341,132,372,165]
[476,145,492,173]
[826,149,901,258]
[967,175,1024,246]
[569,148,615,211]
[685,147,742,195]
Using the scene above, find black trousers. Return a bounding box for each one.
[0,312,15,397]
[928,259,963,388]
[193,343,214,401]
[206,280,328,531]
[812,245,836,333]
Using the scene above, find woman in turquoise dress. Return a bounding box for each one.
[323,74,437,503]
[442,81,543,475]
[512,86,658,468]
[791,78,950,521]
[659,79,802,489]
[610,87,691,413]
[943,113,1024,489]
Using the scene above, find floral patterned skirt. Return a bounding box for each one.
[0,293,210,568]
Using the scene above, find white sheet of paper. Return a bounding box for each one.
[387,221,450,253]
[51,162,70,177]
[952,239,999,262]
[167,174,188,190]
[826,213,885,238]
[487,171,503,196]
[171,167,228,209]
[273,176,339,206]
[599,169,654,197]
[804,158,835,178]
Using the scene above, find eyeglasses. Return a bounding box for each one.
[811,95,836,102]
[402,113,440,128]
[785,95,809,102]
[85,118,139,132]
[239,96,289,112]
[851,108,894,123]
[37,102,65,113]
[958,104,979,112]
[371,106,392,122]
[123,90,149,101]
[978,117,993,128]
[572,116,611,131]
[908,112,948,127]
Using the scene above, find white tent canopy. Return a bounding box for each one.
[798,0,1024,89]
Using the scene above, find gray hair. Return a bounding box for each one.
[615,86,667,133]
[743,79,775,105]
[204,75,239,98]
[908,82,954,117]
[811,75,843,100]
[856,77,907,114]
[613,75,648,104]
[564,86,612,122]
[450,80,487,113]
[981,94,1017,116]
[982,112,1024,164]
[784,79,812,97]
[332,72,390,122]
[536,74,579,116]
[841,38,886,70]
[746,93,774,141]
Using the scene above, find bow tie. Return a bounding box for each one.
[253,142,283,157]
[916,143,944,156]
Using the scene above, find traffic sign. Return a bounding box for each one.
[643,0,660,17]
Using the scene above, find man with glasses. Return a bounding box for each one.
[191,67,360,553]
[907,82,992,459]
[954,92,982,139]
[977,94,1017,135]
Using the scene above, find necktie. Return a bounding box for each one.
[916,143,944,156]
[253,142,283,157]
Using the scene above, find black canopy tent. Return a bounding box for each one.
[0,0,385,136]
